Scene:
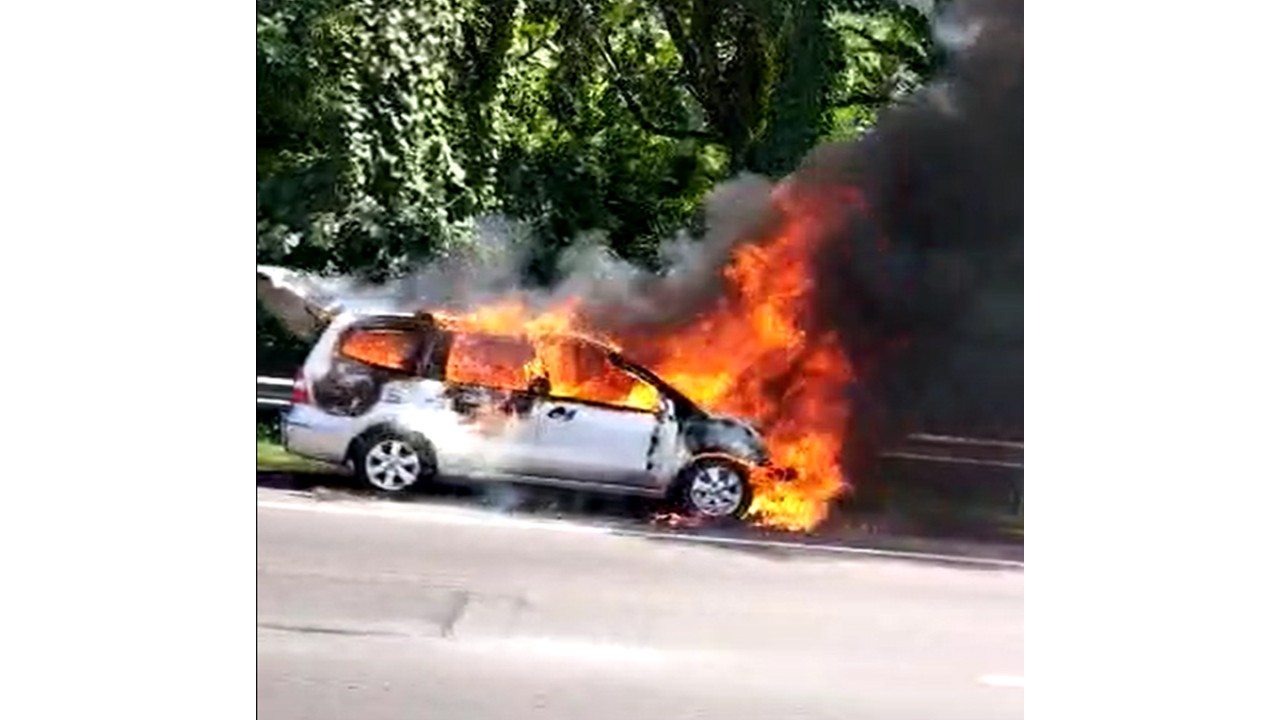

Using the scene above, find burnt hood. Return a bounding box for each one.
[256,265,346,339]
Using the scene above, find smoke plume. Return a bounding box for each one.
[259,173,782,333]
[794,0,1024,506]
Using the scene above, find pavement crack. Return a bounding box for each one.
[438,590,472,638]
[257,622,407,639]
[503,594,532,635]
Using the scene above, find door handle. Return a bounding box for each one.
[547,406,576,421]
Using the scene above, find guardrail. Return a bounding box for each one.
[882,433,1024,521]
[257,376,293,408]
[881,434,1023,470]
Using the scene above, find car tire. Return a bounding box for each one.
[351,427,436,494]
[676,457,753,522]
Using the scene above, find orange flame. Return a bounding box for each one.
[338,328,420,372]
[431,188,856,531]
[630,189,855,531]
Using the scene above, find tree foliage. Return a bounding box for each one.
[256,0,935,281]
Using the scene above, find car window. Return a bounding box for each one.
[535,338,659,412]
[445,333,539,391]
[336,328,419,373]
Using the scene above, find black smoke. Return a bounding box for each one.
[793,0,1023,504]
[598,0,1024,445]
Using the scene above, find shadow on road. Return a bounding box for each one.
[256,471,337,492]
[255,470,662,518]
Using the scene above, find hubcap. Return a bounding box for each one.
[364,439,422,491]
[688,464,745,517]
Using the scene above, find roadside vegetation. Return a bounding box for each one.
[257,417,339,473]
[256,440,341,474]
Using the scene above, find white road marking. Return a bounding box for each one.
[615,529,1025,568]
[256,495,1023,568]
[256,498,611,535]
[979,674,1024,688]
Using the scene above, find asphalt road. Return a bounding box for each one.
[258,488,1023,720]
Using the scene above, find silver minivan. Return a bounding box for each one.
[280,309,771,521]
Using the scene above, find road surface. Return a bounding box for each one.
[258,488,1023,719]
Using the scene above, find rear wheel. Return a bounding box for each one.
[352,429,435,493]
[677,458,752,522]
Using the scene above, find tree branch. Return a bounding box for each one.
[653,0,710,105]
[832,89,892,108]
[593,33,716,141]
[847,26,899,56]
[514,33,550,64]
[846,25,929,74]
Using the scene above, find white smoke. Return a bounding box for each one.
[259,174,780,337]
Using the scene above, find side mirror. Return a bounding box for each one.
[527,376,551,397]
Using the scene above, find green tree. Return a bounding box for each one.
[255,0,936,281]
[575,0,934,176]
[257,0,475,279]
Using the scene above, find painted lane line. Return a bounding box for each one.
[616,529,1025,569]
[256,498,612,535]
[979,674,1024,688]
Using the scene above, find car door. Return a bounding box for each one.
[520,337,669,487]
[432,331,547,476]
[531,398,661,486]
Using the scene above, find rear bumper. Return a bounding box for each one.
[282,406,355,464]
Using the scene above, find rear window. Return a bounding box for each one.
[445,333,538,391]
[336,328,419,373]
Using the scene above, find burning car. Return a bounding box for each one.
[275,298,771,521]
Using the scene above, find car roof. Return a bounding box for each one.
[345,310,618,351]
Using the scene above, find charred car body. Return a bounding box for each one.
[280,307,770,520]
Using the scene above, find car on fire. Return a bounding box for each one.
[271,287,772,521]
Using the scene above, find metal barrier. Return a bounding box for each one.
[883,434,1023,470]
[884,433,1024,522]
[257,376,293,408]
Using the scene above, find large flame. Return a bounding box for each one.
[630,186,856,530]
[430,187,856,531]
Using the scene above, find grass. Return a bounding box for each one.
[256,440,344,474]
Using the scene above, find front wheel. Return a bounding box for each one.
[677,458,753,522]
[352,429,435,494]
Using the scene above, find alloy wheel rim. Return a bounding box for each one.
[365,439,421,491]
[688,464,744,517]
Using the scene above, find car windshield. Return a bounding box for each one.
[607,351,706,419]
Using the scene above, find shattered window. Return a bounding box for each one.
[337,328,419,373]
[445,333,539,391]
[536,338,659,412]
